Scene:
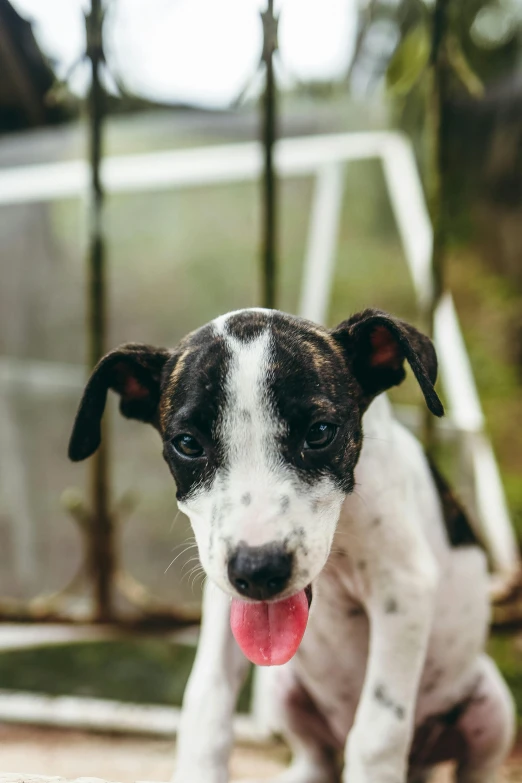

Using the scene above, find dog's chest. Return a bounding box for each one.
[292,545,490,748]
[293,558,370,744]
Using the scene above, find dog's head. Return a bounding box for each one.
[69,309,442,650]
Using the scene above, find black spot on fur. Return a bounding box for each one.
[241,492,252,506]
[374,683,405,720]
[279,495,290,513]
[280,495,290,514]
[347,605,364,618]
[385,597,399,614]
[239,408,252,422]
[422,679,437,695]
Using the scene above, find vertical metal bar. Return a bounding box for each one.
[424,0,450,450]
[428,0,450,312]
[86,0,114,622]
[298,163,345,324]
[260,0,278,310]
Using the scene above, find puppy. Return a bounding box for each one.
[69,308,515,783]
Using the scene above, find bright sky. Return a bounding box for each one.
[11,0,358,108]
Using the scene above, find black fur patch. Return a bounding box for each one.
[427,458,480,548]
[265,312,364,494]
[332,309,444,418]
[160,325,230,500]
[224,311,268,342]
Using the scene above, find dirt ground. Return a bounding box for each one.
[0,725,521,782]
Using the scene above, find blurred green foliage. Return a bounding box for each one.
[0,641,253,712]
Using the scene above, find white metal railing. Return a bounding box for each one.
[0,132,519,739]
[0,131,516,578]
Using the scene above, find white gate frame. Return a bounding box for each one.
[0,131,518,738]
[0,131,517,580]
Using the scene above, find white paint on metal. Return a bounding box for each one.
[0,394,36,587]
[434,294,484,432]
[381,136,434,309]
[471,433,519,577]
[0,624,199,653]
[0,690,270,744]
[0,359,84,394]
[0,132,517,595]
[298,162,345,324]
[0,133,402,206]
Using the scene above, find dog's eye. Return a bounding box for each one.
[171,434,204,458]
[303,422,338,450]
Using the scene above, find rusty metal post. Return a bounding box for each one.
[260,1,279,310]
[424,0,450,451]
[428,0,450,310]
[85,0,115,621]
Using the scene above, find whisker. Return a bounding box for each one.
[164,543,198,575]
[195,573,208,594]
[181,561,204,587]
[189,566,206,593]
[170,535,196,554]
[169,509,183,533]
[180,556,201,578]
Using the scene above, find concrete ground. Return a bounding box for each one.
[0,725,521,782]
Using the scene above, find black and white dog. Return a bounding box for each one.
[69,308,514,783]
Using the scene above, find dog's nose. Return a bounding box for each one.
[228,543,293,601]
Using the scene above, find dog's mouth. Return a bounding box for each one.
[230,584,313,667]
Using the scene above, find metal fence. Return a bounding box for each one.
[0,0,519,637]
[0,0,282,629]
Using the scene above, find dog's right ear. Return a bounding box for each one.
[68,343,172,462]
[331,309,444,417]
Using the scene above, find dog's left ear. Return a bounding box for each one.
[68,343,172,462]
[331,309,444,417]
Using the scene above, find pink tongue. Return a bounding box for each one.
[230,590,309,666]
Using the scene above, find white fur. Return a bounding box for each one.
[172,329,514,783]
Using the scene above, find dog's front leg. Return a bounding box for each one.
[173,580,249,783]
[344,563,438,783]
